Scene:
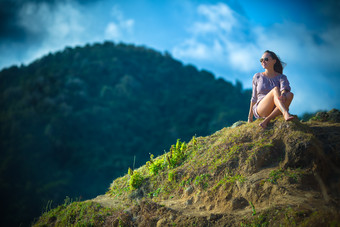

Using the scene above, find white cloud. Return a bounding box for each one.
[191,3,237,34]
[173,38,224,60]
[172,2,340,114]
[15,1,90,64]
[19,1,86,44]
[105,22,121,40]
[173,2,339,74]
[173,39,208,59]
[254,22,340,81]
[173,2,255,71]
[3,1,135,67]
[174,2,340,75]
[225,42,260,72]
[104,5,134,41]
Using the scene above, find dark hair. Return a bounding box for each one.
[264,50,286,74]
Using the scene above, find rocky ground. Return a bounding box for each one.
[34,109,340,226]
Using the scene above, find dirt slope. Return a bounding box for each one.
[34,110,340,226]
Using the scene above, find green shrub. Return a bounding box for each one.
[146,154,166,176]
[268,169,284,184]
[168,170,177,182]
[180,178,192,187]
[194,174,210,189]
[149,188,162,198]
[167,139,188,169]
[128,169,144,190]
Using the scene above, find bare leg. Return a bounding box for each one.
[257,87,294,129]
[259,107,281,129]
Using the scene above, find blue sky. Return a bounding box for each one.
[1,0,339,115]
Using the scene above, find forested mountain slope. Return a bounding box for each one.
[0,41,250,226]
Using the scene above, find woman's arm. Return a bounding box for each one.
[248,101,255,122]
[279,75,291,94]
[279,75,290,103]
[249,73,258,123]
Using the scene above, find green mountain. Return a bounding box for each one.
[0,42,251,226]
[33,110,340,226]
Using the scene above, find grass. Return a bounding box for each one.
[267,168,304,184]
[107,117,307,200]
[240,205,340,227]
[34,116,337,226]
[249,201,256,216]
[33,200,115,227]
[193,173,210,189]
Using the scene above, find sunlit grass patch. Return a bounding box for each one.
[33,200,116,227]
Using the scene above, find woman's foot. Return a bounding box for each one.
[259,121,268,129]
[283,112,294,121]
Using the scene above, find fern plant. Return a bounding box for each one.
[146,154,166,176]
[167,139,187,169]
[128,168,144,190]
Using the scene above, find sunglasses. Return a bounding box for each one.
[260,57,269,63]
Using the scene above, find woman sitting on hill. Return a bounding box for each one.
[248,50,294,129]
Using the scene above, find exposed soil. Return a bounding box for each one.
[89,118,340,226]
[34,111,340,226]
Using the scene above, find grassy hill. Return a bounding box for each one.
[34,110,340,226]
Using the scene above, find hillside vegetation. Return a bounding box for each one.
[34,110,340,226]
[0,42,251,226]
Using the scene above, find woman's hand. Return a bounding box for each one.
[279,93,287,103]
[248,117,253,123]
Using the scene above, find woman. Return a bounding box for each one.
[248,50,294,129]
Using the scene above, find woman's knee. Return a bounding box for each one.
[286,92,294,101]
[272,86,280,93]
